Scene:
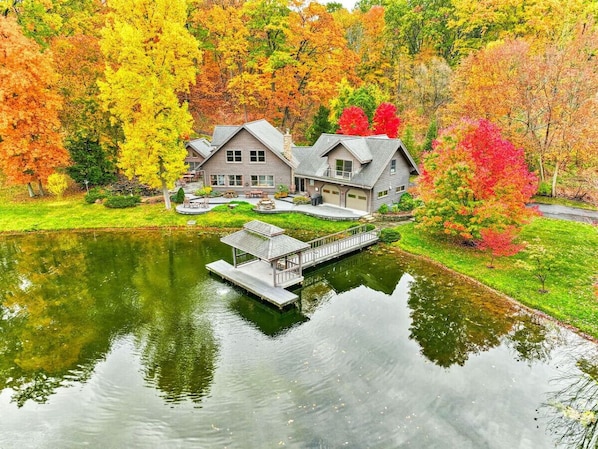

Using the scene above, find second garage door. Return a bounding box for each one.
[346,188,368,211]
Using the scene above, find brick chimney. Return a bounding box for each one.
[283,129,292,161]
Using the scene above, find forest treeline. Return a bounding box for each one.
[0,0,596,202]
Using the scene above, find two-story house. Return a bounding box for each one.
[293,133,419,213]
[185,119,419,213]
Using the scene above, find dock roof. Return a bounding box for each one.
[221,220,310,261]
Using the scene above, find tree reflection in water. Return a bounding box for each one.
[545,350,598,449]
[406,267,558,368]
[0,231,221,407]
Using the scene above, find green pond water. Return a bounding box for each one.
[0,230,596,448]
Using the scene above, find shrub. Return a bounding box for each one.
[394,193,423,212]
[85,187,108,204]
[47,173,69,198]
[293,196,310,205]
[537,181,551,197]
[195,186,213,197]
[378,203,389,214]
[104,195,141,208]
[173,187,185,204]
[379,227,401,243]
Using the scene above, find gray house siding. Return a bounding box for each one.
[371,151,411,212]
[201,129,292,194]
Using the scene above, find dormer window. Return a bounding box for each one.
[335,159,353,179]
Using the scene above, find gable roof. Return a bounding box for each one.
[220,220,310,261]
[320,135,373,164]
[200,119,298,168]
[186,138,212,158]
[294,133,419,189]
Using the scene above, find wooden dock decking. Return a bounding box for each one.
[206,260,299,309]
[206,223,379,309]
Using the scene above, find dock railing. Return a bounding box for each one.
[274,264,303,287]
[307,224,376,249]
[303,224,378,268]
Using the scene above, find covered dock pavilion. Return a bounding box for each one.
[221,220,310,288]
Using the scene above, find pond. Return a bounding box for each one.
[0,230,596,448]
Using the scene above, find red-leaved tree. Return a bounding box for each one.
[372,102,401,137]
[417,118,538,240]
[337,106,371,136]
[478,226,525,268]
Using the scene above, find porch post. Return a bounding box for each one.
[272,260,277,287]
[232,247,237,267]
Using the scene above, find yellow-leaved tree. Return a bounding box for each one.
[98,0,200,209]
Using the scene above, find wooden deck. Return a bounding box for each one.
[206,260,299,309]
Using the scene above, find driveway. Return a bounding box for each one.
[532,203,598,224]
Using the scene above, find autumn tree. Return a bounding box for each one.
[448,23,598,197]
[478,226,525,268]
[0,16,70,197]
[337,106,371,136]
[99,0,200,210]
[416,119,538,241]
[372,102,401,137]
[51,34,119,186]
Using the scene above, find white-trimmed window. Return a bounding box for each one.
[226,150,242,163]
[396,185,406,193]
[335,159,353,178]
[250,150,266,163]
[210,174,225,186]
[250,175,274,187]
[228,175,243,186]
[377,189,389,198]
[390,159,397,174]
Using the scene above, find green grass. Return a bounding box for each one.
[0,194,355,236]
[396,218,598,339]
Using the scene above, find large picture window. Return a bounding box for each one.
[226,150,242,162]
[250,175,274,187]
[210,174,225,186]
[228,175,243,186]
[250,150,266,163]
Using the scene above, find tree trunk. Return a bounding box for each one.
[26,182,35,197]
[551,161,560,198]
[538,154,545,183]
[37,179,45,196]
[162,179,171,210]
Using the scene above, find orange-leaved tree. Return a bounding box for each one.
[0,16,69,197]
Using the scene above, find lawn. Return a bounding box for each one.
[396,218,598,339]
[0,193,355,236]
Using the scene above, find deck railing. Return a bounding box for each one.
[274,265,302,287]
[302,224,378,267]
[324,168,354,180]
[307,224,374,249]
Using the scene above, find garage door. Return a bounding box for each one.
[346,188,368,211]
[322,184,340,206]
